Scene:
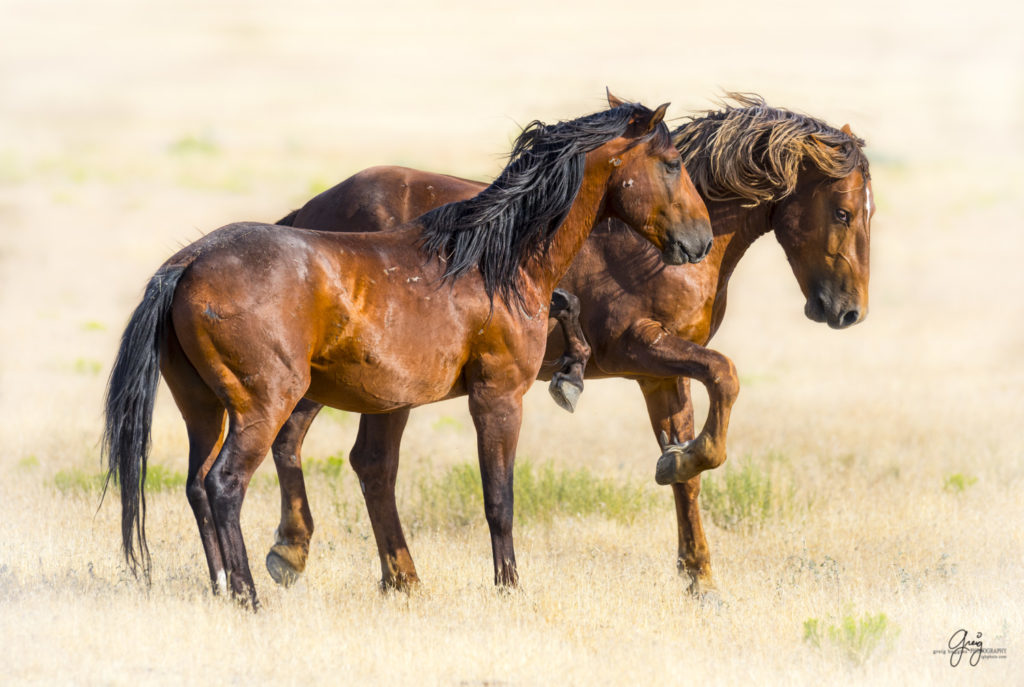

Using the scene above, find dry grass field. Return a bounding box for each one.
[1,1,1022,684]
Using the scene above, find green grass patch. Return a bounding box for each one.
[320,407,354,426]
[53,468,105,494]
[306,453,346,481]
[53,464,186,495]
[16,455,39,471]
[943,472,977,493]
[167,133,219,156]
[432,415,464,432]
[72,358,103,376]
[803,611,900,665]
[413,459,658,529]
[699,455,793,530]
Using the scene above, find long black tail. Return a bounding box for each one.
[102,263,188,580]
[275,209,299,226]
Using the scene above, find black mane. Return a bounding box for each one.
[419,103,670,307]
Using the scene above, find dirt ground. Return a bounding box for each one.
[1,1,1022,684]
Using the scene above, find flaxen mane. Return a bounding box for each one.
[420,103,672,307]
[672,93,869,206]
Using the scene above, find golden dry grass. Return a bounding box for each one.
[1,1,1022,684]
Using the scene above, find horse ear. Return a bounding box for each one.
[841,123,854,135]
[647,102,670,131]
[606,88,627,109]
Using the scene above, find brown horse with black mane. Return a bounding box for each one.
[102,100,713,607]
[264,94,873,598]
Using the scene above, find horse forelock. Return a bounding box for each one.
[672,93,870,206]
[419,103,653,307]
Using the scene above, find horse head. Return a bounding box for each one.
[601,93,712,265]
[772,127,872,329]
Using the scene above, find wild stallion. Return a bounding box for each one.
[102,101,713,607]
[263,94,873,598]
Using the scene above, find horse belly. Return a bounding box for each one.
[307,336,465,412]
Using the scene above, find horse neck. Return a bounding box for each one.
[521,166,611,302]
[706,197,774,297]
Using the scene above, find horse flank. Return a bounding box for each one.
[672,93,870,206]
[419,103,673,308]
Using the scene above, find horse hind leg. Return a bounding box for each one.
[640,377,719,602]
[547,288,590,413]
[349,409,419,591]
[266,398,323,587]
[161,338,228,594]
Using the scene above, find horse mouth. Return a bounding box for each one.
[805,294,864,329]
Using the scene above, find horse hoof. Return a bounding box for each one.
[266,551,302,588]
[655,440,698,485]
[548,374,583,413]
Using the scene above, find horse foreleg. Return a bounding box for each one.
[266,397,323,587]
[469,389,524,587]
[349,409,419,590]
[638,377,717,598]
[548,288,591,413]
[617,320,739,484]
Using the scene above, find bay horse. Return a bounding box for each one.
[263,94,873,597]
[102,100,714,607]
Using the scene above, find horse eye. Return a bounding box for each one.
[834,208,850,224]
[664,159,681,174]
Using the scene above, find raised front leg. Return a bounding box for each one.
[547,288,591,413]
[266,397,323,587]
[638,377,716,598]
[349,409,418,590]
[614,319,739,484]
[468,389,524,587]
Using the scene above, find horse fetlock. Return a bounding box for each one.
[380,569,420,593]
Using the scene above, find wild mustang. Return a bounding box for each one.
[102,100,713,607]
[263,94,873,599]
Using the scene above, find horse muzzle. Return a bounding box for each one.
[661,221,713,265]
[805,288,865,329]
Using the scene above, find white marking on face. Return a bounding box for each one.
[216,570,227,594]
[865,185,873,217]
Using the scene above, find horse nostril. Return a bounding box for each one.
[700,238,713,260]
[840,309,860,327]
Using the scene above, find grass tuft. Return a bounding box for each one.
[943,472,977,493]
[53,464,185,494]
[699,455,793,530]
[803,610,900,665]
[306,453,347,481]
[167,133,219,156]
[412,459,658,529]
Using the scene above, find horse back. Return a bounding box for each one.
[291,166,484,233]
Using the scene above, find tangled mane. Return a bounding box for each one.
[672,93,869,206]
[419,102,671,307]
